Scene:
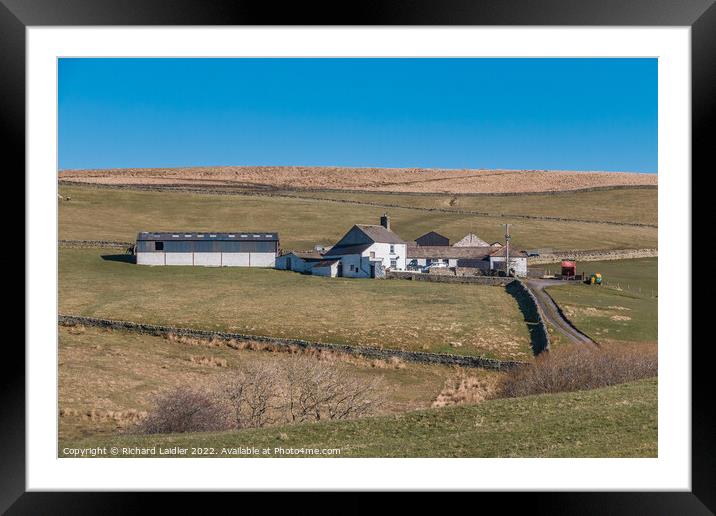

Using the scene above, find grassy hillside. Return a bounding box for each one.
[59,248,532,359]
[575,258,658,294]
[60,377,657,458]
[59,326,491,441]
[546,285,657,344]
[58,185,658,251]
[286,187,658,226]
[545,258,657,345]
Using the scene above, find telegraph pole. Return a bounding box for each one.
[503,223,511,276]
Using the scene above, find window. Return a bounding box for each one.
[390,259,397,269]
[154,241,164,251]
[390,245,395,254]
[370,251,375,259]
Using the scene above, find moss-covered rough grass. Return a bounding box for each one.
[58,185,658,251]
[59,326,487,441]
[59,377,657,458]
[59,248,532,359]
[285,187,658,226]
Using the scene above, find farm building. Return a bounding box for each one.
[321,214,406,278]
[407,245,528,277]
[311,259,341,277]
[276,214,406,278]
[407,246,498,270]
[135,231,279,267]
[414,231,450,247]
[488,247,528,277]
[274,250,324,273]
[453,233,491,247]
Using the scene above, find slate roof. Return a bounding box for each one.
[281,250,325,260]
[414,231,450,245]
[407,245,499,259]
[313,259,340,268]
[355,225,406,244]
[489,247,529,258]
[323,243,372,257]
[137,231,278,241]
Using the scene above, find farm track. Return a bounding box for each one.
[524,279,597,346]
[58,180,657,228]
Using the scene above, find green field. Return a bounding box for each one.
[59,326,489,441]
[59,248,532,359]
[544,258,657,344]
[59,185,658,251]
[60,377,657,458]
[284,187,658,226]
[576,258,658,294]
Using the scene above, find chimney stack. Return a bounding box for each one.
[380,213,390,230]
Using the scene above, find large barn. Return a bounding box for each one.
[135,231,279,267]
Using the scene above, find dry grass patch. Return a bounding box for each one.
[59,326,489,440]
[60,248,533,359]
[59,166,657,194]
[432,371,500,408]
[496,342,657,398]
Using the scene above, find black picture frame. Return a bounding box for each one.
[5,0,709,512]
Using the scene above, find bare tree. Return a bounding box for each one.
[282,357,383,422]
[138,358,386,435]
[220,363,283,429]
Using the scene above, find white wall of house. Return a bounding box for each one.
[489,256,528,277]
[362,242,406,271]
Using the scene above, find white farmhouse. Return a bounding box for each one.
[320,214,407,278]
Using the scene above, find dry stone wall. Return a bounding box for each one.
[529,248,657,265]
[59,315,525,371]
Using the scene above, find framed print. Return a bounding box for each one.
[6,0,711,511]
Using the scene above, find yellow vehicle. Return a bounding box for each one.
[589,273,603,285]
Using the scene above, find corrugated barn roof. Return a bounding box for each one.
[137,232,279,241]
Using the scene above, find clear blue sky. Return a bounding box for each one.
[58,58,657,173]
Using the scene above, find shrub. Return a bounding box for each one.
[496,343,657,398]
[135,387,232,434]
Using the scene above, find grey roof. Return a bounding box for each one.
[415,231,449,243]
[137,231,278,242]
[489,247,528,258]
[323,243,372,257]
[281,250,324,260]
[313,259,340,268]
[407,245,500,259]
[355,225,406,244]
